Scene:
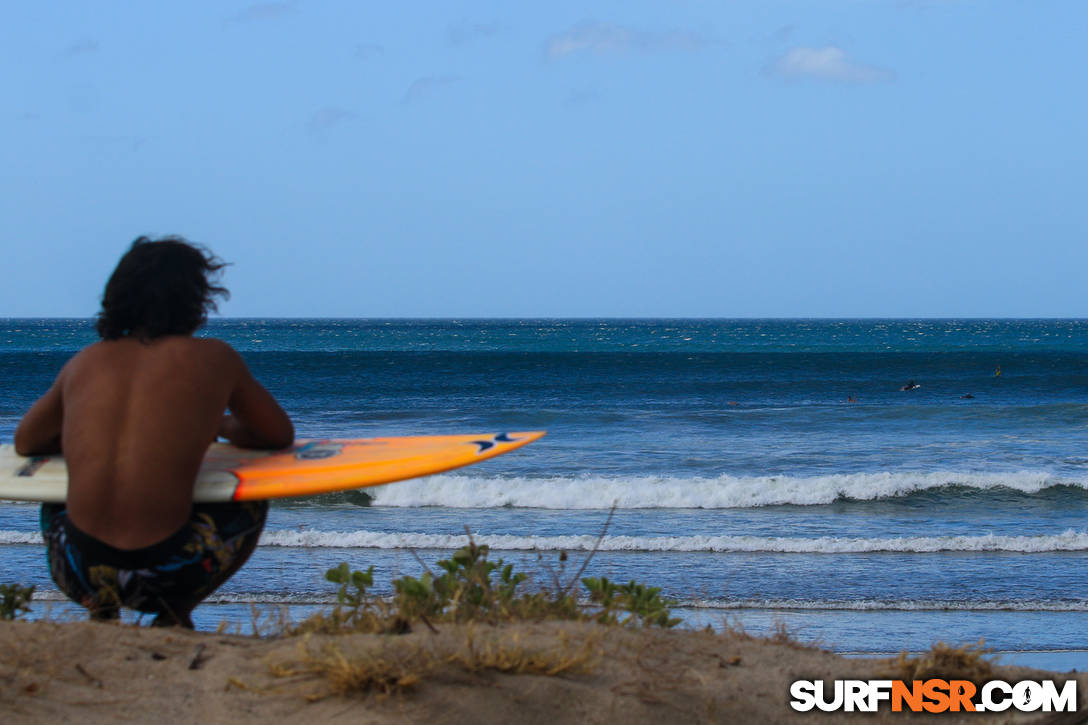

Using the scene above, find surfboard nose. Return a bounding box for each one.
[470,431,546,453]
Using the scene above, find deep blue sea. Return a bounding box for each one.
[3,319,1088,669]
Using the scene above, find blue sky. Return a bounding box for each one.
[2,1,1085,317]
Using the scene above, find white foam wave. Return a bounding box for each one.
[7,527,1088,553]
[0,531,40,544]
[7,527,1088,552]
[254,528,1088,553]
[680,599,1088,612]
[364,471,1083,509]
[3,471,1081,510]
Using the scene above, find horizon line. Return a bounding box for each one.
[4,316,1088,322]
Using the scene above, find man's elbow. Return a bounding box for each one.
[13,434,31,457]
[272,423,295,450]
[13,430,58,457]
[264,419,294,450]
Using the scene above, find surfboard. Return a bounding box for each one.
[0,431,545,503]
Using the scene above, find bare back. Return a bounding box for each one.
[15,335,293,549]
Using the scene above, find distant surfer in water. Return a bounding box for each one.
[15,237,293,627]
[899,380,920,391]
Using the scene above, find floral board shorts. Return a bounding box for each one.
[40,500,268,618]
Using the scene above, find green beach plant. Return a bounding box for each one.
[392,539,531,622]
[315,562,392,633]
[295,532,679,634]
[327,562,375,609]
[581,576,682,628]
[0,583,34,620]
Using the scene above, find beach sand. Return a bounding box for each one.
[2,619,1082,724]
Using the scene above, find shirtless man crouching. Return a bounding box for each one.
[15,236,293,628]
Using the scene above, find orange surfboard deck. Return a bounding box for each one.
[0,432,545,503]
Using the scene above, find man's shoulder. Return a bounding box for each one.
[133,336,244,371]
[184,336,243,362]
[155,337,247,389]
[64,340,113,369]
[186,336,234,351]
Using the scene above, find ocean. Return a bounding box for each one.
[3,318,1088,669]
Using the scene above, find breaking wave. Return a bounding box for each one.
[255,528,1088,553]
[8,527,1088,553]
[6,524,1088,554]
[359,470,1085,509]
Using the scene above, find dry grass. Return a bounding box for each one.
[0,631,40,707]
[271,639,429,701]
[266,626,604,701]
[447,626,601,677]
[883,640,995,682]
[289,606,404,637]
[764,619,825,650]
[716,616,824,652]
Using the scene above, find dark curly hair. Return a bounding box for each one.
[95,236,229,340]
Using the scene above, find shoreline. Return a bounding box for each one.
[3,618,1083,724]
[20,597,1088,675]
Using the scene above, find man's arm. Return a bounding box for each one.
[218,346,294,450]
[14,379,64,456]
